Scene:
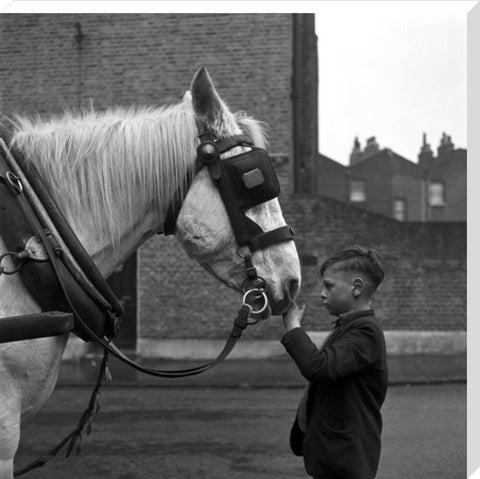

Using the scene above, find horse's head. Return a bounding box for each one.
[173,68,301,317]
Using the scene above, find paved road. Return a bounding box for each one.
[15,383,465,479]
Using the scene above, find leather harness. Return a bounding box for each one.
[0,139,121,341]
[0,125,295,377]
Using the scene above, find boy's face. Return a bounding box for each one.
[320,267,359,316]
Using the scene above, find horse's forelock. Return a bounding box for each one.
[235,113,269,150]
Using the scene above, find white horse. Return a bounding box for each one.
[0,68,301,478]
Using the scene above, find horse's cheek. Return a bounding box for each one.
[176,217,210,258]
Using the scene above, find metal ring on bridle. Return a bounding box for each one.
[0,252,22,275]
[236,246,249,259]
[242,288,268,314]
[5,171,23,194]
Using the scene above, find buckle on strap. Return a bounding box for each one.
[232,304,251,337]
[3,171,23,194]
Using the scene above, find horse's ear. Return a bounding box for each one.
[190,67,223,123]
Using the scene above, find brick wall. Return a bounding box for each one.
[283,196,466,333]
[138,194,466,340]
[0,13,294,192]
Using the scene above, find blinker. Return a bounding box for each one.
[242,168,264,189]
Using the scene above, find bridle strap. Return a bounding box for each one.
[249,225,295,252]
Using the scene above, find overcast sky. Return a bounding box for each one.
[315,1,475,164]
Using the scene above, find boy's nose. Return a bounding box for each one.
[320,289,327,299]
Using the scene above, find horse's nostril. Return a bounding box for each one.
[287,278,300,301]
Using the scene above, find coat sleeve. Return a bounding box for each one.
[281,323,381,381]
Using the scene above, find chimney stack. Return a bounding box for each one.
[437,132,454,160]
[349,136,363,165]
[418,132,434,169]
[363,136,380,159]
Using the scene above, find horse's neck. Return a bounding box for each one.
[52,164,165,277]
[32,145,169,276]
[77,209,160,277]
[64,154,170,276]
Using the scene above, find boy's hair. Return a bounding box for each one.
[320,246,385,290]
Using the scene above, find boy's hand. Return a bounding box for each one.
[283,303,306,331]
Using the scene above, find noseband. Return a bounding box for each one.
[163,123,295,308]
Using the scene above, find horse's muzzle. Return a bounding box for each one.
[269,277,300,315]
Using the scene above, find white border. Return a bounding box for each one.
[467,2,480,477]
[1,1,474,474]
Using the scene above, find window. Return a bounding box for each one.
[393,198,407,221]
[429,181,446,206]
[350,180,366,202]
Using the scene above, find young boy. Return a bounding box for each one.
[281,246,388,479]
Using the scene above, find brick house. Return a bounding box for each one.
[0,13,466,359]
[348,148,426,222]
[329,134,467,222]
[317,153,347,203]
[419,133,467,222]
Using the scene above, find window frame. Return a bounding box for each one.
[393,197,407,221]
[349,179,366,203]
[428,180,446,207]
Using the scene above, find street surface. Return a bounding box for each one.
[15,383,465,479]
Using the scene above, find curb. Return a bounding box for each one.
[57,354,466,388]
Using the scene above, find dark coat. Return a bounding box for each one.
[281,310,388,479]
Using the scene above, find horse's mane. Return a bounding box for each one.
[9,101,267,248]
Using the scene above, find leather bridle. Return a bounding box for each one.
[163,125,295,294]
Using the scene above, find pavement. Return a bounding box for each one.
[58,353,466,387]
[15,383,467,479]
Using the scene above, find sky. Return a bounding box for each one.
[315,1,475,164]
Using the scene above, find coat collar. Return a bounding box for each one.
[331,309,374,329]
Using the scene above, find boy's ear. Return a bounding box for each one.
[352,278,364,298]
